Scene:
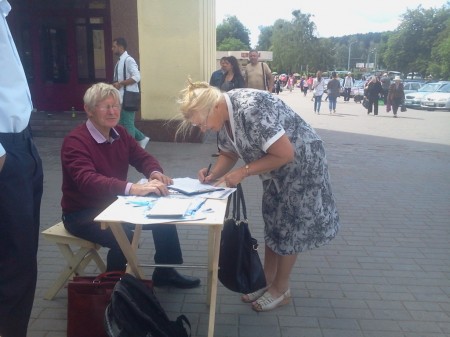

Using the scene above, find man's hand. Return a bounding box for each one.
[129,179,169,196]
[149,171,173,185]
[0,154,5,174]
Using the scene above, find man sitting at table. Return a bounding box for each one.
[60,82,200,289]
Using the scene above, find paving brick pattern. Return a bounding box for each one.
[28,90,450,337]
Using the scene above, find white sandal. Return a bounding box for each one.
[252,289,291,312]
[241,286,268,303]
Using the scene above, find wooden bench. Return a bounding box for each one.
[41,222,106,300]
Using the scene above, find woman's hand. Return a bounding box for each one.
[198,167,213,184]
[216,167,246,188]
[149,171,173,185]
[130,179,169,196]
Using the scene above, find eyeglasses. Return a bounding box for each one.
[191,110,210,129]
[96,104,120,112]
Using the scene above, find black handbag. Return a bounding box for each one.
[362,97,370,109]
[218,184,266,293]
[122,90,140,111]
[122,58,141,111]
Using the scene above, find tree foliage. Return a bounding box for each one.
[216,15,250,50]
[216,4,450,79]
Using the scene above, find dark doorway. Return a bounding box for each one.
[7,0,112,111]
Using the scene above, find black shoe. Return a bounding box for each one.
[152,268,200,289]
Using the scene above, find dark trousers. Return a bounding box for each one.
[368,96,379,115]
[62,208,183,271]
[344,87,351,101]
[0,128,43,337]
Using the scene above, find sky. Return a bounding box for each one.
[216,0,448,47]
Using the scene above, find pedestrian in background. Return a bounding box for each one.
[219,56,245,92]
[326,71,341,114]
[209,56,227,88]
[0,1,44,336]
[364,76,383,115]
[244,49,274,92]
[387,76,405,118]
[312,71,325,114]
[343,72,354,102]
[112,37,150,149]
[380,72,391,105]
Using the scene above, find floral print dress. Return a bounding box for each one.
[218,89,340,255]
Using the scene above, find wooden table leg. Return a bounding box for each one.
[103,222,145,279]
[207,225,222,337]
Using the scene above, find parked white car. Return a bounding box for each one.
[420,83,450,111]
[403,81,425,94]
[404,81,449,109]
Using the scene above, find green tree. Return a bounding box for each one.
[270,10,317,74]
[216,15,250,50]
[217,37,249,51]
[256,25,273,51]
[383,5,449,77]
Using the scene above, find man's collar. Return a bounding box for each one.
[119,51,129,60]
[86,120,120,143]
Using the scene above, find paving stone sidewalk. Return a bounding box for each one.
[29,90,450,337]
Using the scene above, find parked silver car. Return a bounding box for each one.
[404,82,449,109]
[420,83,450,111]
[403,81,425,94]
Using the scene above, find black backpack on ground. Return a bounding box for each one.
[104,273,191,337]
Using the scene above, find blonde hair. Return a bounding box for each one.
[84,82,120,111]
[175,79,222,138]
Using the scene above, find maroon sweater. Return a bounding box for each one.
[61,123,163,214]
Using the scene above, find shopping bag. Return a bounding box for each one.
[218,184,266,293]
[362,97,370,109]
[67,271,152,337]
[122,90,140,111]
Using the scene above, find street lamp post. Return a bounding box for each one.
[347,41,356,71]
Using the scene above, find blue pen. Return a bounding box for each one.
[187,198,207,216]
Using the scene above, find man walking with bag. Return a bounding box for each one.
[244,49,274,92]
[112,37,150,149]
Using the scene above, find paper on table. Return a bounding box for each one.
[95,197,206,224]
[147,197,193,218]
[169,177,225,195]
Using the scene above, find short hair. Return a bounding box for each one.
[113,37,127,50]
[331,71,337,77]
[84,82,120,110]
[249,49,258,54]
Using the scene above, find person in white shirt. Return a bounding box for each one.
[112,37,150,149]
[312,71,325,114]
[343,72,354,102]
[0,1,44,336]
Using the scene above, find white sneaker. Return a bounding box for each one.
[138,136,150,149]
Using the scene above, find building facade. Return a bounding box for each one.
[7,0,215,141]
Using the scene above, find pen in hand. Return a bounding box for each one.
[204,163,212,182]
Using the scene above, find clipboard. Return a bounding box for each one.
[168,186,225,196]
[169,177,225,196]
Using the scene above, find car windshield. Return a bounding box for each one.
[436,83,450,93]
[419,83,442,92]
